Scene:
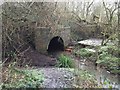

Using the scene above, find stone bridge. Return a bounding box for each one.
[35,27,71,54]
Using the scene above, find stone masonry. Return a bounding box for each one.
[35,27,71,54]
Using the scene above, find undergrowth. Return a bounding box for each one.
[73,45,120,74]
[73,48,95,59]
[72,69,98,88]
[96,45,120,73]
[56,54,75,68]
[1,62,44,88]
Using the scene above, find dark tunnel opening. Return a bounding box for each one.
[47,36,64,53]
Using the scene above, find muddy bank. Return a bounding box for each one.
[3,47,57,67]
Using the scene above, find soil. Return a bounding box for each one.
[3,47,58,67]
[22,47,58,67]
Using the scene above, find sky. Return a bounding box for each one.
[0,0,119,5]
[2,0,119,2]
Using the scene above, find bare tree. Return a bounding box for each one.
[101,1,119,45]
[103,1,118,25]
[118,1,120,48]
[85,0,94,20]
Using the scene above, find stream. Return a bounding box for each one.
[51,51,119,89]
[76,58,119,89]
[75,39,119,89]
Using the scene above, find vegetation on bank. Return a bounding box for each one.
[1,62,44,88]
[56,54,76,68]
[73,47,95,59]
[97,45,120,73]
[72,69,98,88]
[73,45,120,74]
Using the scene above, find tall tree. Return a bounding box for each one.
[118,1,120,49]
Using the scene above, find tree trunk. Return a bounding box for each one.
[118,1,120,49]
[118,1,120,81]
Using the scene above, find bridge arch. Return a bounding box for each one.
[47,36,64,52]
[35,27,70,54]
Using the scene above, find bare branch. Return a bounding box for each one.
[86,0,94,20]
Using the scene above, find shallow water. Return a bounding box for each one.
[78,59,119,88]
[52,51,119,89]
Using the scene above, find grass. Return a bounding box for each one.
[56,54,75,68]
